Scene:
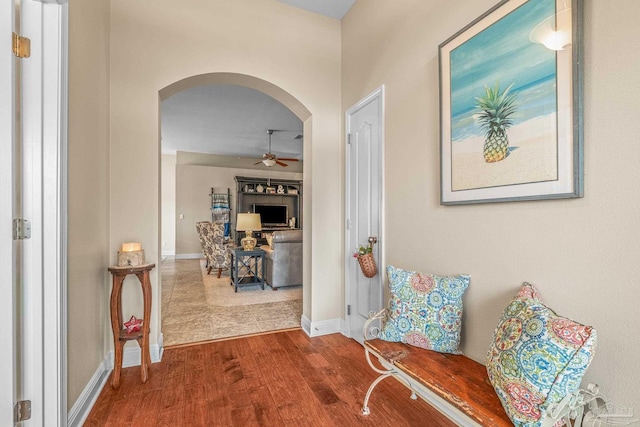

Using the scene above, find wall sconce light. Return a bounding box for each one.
[529,7,572,51]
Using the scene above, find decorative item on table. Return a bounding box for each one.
[277,185,285,194]
[124,315,143,334]
[117,242,145,267]
[236,213,262,251]
[353,237,377,278]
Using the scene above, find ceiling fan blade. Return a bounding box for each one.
[275,160,288,167]
[277,158,299,162]
[253,161,263,165]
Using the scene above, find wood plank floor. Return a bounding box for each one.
[84,330,456,426]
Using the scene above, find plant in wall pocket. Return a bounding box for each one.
[353,243,377,278]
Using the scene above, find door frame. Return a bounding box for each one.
[1,0,69,424]
[344,86,385,339]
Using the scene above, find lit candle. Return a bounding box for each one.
[121,242,142,252]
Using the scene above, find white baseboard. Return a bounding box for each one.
[122,332,164,367]
[67,334,164,426]
[67,356,110,427]
[301,315,342,337]
[175,253,202,260]
[161,250,175,256]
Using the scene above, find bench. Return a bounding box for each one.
[361,317,512,426]
[360,309,628,427]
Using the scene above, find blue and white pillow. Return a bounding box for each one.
[379,265,470,354]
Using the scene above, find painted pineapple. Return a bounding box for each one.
[475,82,518,163]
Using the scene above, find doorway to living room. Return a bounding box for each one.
[159,73,311,347]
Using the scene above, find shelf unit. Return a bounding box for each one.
[234,176,303,246]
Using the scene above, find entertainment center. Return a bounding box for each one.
[234,176,303,246]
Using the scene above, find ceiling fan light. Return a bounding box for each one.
[262,159,276,167]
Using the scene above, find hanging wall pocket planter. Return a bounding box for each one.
[355,237,378,278]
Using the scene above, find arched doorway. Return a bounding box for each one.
[158,73,311,346]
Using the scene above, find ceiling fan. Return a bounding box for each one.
[255,129,300,167]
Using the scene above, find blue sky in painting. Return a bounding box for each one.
[450,0,557,142]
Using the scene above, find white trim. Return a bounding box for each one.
[66,358,110,427]
[121,332,164,367]
[67,334,164,426]
[162,250,176,256]
[0,1,17,424]
[175,253,203,260]
[301,315,342,337]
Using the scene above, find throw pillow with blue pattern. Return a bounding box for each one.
[379,265,470,354]
[486,283,597,427]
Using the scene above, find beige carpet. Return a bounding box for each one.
[161,258,302,347]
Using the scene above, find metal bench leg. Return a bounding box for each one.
[362,372,393,415]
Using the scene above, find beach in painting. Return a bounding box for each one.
[451,113,558,191]
[446,0,560,193]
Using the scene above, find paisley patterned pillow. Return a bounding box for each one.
[378,265,470,354]
[486,283,597,427]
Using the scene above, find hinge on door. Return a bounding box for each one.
[13,218,31,240]
[14,400,31,422]
[12,32,31,58]
[347,134,352,145]
[347,305,351,316]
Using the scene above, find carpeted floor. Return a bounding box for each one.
[161,257,302,347]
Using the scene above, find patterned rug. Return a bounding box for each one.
[161,258,302,347]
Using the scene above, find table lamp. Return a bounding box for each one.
[236,213,261,250]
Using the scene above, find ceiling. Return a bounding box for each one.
[160,1,355,164]
[161,85,303,160]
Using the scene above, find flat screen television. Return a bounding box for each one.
[252,204,289,227]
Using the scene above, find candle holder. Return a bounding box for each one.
[117,242,146,266]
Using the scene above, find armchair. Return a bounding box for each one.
[195,221,230,278]
[261,229,303,289]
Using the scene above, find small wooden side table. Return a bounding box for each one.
[229,247,265,292]
[107,263,154,388]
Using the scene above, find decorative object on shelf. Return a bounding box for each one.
[266,187,276,194]
[287,186,298,194]
[236,213,262,251]
[124,315,143,334]
[256,184,264,193]
[353,236,377,278]
[439,0,583,204]
[277,185,285,194]
[288,217,296,229]
[117,242,145,267]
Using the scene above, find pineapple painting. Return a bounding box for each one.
[475,82,518,163]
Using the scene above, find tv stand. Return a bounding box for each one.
[234,176,303,246]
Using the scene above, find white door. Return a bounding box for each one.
[345,87,384,344]
[1,1,68,424]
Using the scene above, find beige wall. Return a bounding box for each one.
[175,163,302,255]
[67,0,111,409]
[161,154,176,256]
[109,0,342,345]
[343,0,640,414]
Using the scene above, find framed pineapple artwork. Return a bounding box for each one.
[439,0,583,204]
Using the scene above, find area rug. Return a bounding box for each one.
[161,258,302,347]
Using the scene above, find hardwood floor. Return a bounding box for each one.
[84,330,455,426]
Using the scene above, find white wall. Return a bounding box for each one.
[161,154,176,256]
[109,0,342,348]
[67,0,110,409]
[342,0,640,417]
